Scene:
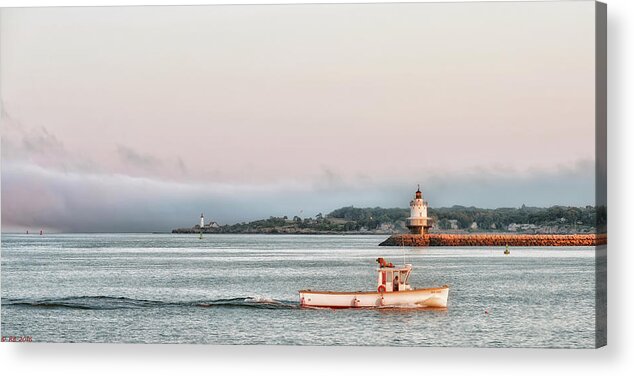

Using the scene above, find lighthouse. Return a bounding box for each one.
[406,185,431,235]
[200,213,205,228]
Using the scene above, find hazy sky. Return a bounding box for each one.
[1,2,598,232]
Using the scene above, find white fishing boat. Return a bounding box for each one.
[299,258,449,309]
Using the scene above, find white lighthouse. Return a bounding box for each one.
[200,213,205,228]
[406,185,431,235]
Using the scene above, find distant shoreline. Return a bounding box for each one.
[170,229,600,236]
[3,231,602,236]
[172,205,605,236]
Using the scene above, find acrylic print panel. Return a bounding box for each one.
[0,1,606,348]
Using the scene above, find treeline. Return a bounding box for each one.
[214,213,342,233]
[431,204,605,230]
[326,207,409,232]
[326,204,606,232]
[173,205,606,234]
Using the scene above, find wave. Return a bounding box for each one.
[1,296,298,311]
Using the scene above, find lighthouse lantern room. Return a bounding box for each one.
[406,185,431,235]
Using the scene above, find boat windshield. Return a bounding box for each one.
[399,269,411,284]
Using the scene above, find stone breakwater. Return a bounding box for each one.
[379,233,607,247]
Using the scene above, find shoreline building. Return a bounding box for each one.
[198,213,221,229]
[406,185,432,235]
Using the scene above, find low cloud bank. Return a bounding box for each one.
[1,161,595,233]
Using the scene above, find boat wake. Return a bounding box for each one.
[1,296,298,310]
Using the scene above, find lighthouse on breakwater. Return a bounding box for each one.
[380,186,606,247]
[406,185,432,235]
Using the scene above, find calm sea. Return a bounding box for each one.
[1,233,600,347]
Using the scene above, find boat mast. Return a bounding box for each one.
[401,235,406,266]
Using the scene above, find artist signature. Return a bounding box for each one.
[1,336,33,342]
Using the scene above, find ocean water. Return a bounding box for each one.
[1,233,599,347]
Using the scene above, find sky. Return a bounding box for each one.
[1,2,599,232]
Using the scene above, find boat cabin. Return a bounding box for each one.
[376,259,413,293]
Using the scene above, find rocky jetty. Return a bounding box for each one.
[379,233,607,247]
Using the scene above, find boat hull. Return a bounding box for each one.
[299,286,448,309]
